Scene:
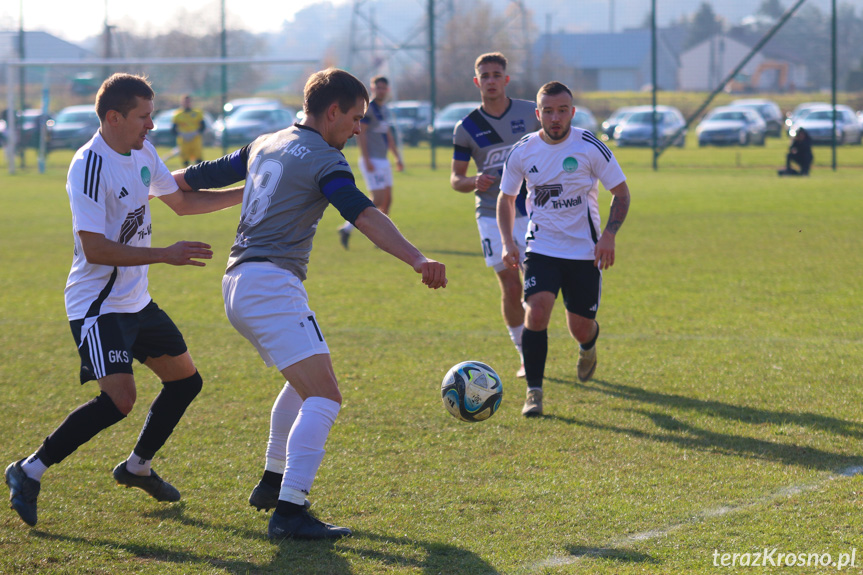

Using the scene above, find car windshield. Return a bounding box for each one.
[393,107,419,119]
[710,111,747,121]
[439,106,474,122]
[628,111,666,123]
[55,111,96,123]
[232,109,275,121]
[804,110,836,121]
[608,110,631,122]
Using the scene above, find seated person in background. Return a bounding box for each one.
[779,127,813,176]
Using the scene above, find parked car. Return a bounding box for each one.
[390,100,432,146]
[614,105,687,148]
[222,97,282,117]
[149,108,217,147]
[429,101,480,146]
[785,102,826,133]
[696,106,766,147]
[789,105,862,145]
[46,105,100,150]
[729,98,784,137]
[572,107,598,134]
[215,104,297,146]
[600,106,637,141]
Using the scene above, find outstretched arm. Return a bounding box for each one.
[353,207,447,289]
[594,181,631,270]
[77,231,212,267]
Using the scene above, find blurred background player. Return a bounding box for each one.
[498,81,631,417]
[449,52,541,378]
[338,75,404,248]
[4,74,242,527]
[172,95,205,167]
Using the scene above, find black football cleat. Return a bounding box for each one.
[113,462,180,502]
[5,460,40,526]
[248,481,310,511]
[268,509,351,540]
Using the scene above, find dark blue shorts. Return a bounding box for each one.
[69,300,188,384]
[522,252,602,319]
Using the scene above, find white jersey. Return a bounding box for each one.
[500,127,626,260]
[64,132,178,320]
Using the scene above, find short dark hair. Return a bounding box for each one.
[95,73,154,121]
[371,76,389,86]
[304,68,370,117]
[537,81,573,102]
[475,52,507,73]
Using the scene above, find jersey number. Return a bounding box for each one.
[240,157,284,227]
[482,239,493,258]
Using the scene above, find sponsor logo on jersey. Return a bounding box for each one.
[140,166,151,186]
[118,205,147,245]
[484,144,513,170]
[533,184,562,208]
[118,187,129,199]
[563,156,579,173]
[551,196,582,209]
[528,165,539,174]
[511,119,526,134]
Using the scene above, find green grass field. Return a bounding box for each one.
[1,140,862,574]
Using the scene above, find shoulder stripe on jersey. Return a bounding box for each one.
[582,131,612,162]
[83,150,103,202]
[462,109,504,147]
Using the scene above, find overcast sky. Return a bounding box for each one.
[0,0,351,43]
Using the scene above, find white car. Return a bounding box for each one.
[789,105,862,145]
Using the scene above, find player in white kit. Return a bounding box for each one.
[5,74,243,527]
[498,81,631,417]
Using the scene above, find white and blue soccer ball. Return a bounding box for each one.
[441,361,503,422]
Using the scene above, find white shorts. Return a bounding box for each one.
[222,261,329,371]
[358,157,393,191]
[477,215,528,272]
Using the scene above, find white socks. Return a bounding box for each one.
[21,454,47,482]
[265,383,304,474]
[507,324,524,358]
[279,396,340,500]
[125,451,151,476]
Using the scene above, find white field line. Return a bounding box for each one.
[525,466,863,572]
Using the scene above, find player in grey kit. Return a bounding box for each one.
[175,68,447,540]
[450,52,541,379]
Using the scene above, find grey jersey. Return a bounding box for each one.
[361,100,392,159]
[453,98,541,218]
[227,125,360,280]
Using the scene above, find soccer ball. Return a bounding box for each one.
[441,361,503,422]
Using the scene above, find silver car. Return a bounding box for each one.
[789,105,862,145]
[614,105,687,148]
[696,107,767,146]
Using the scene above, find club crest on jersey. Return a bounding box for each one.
[563,157,578,173]
[511,119,526,134]
[140,166,151,186]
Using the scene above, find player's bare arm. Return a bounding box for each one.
[77,231,212,267]
[353,207,447,289]
[496,192,520,269]
[450,159,494,193]
[388,129,404,171]
[594,181,631,270]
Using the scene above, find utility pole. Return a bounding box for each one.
[18,0,25,168]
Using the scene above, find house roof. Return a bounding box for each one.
[535,28,684,70]
[0,30,93,61]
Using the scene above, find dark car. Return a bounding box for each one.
[5,109,52,148]
[729,98,784,138]
[47,105,100,150]
[600,106,637,141]
[390,100,432,146]
[214,104,297,147]
[429,101,480,146]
